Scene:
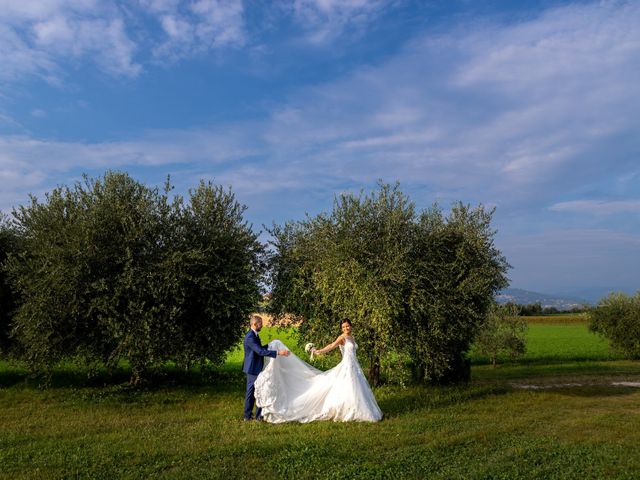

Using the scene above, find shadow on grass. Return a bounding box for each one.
[0,359,245,391]
[470,354,623,367]
[472,360,640,382]
[378,383,510,417]
[2,358,514,415]
[550,385,640,398]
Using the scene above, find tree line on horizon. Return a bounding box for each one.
[501,302,590,316]
[0,171,637,384]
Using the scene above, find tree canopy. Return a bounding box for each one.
[268,182,509,384]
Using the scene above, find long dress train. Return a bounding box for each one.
[254,337,383,423]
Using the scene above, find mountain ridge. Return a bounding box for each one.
[496,288,589,310]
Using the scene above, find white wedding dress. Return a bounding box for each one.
[254,336,383,423]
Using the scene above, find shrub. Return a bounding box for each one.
[589,291,640,359]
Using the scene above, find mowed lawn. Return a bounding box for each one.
[2,319,640,479]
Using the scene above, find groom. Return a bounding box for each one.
[243,314,289,421]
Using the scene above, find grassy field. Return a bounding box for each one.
[469,316,622,365]
[1,320,640,479]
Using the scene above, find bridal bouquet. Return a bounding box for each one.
[304,343,316,361]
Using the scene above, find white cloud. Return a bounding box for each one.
[137,0,181,13]
[0,0,141,84]
[191,0,245,46]
[550,200,640,216]
[0,127,258,169]
[147,0,246,61]
[0,0,99,21]
[244,0,640,211]
[0,112,25,130]
[0,24,60,83]
[33,16,140,77]
[290,0,391,44]
[0,0,393,88]
[0,126,262,212]
[0,0,250,88]
[160,14,192,39]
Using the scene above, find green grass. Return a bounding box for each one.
[523,322,621,361]
[2,321,640,479]
[469,321,622,365]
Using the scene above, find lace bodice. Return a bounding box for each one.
[339,336,357,356]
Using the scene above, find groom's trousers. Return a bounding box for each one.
[244,373,261,420]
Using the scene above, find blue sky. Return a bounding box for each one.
[1,0,639,299]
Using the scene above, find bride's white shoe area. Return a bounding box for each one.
[254,338,383,423]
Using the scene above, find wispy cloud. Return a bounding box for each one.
[0,23,60,84]
[144,0,246,61]
[0,0,251,89]
[0,0,140,82]
[0,127,261,212]
[550,200,640,215]
[253,0,640,208]
[288,0,392,45]
[0,0,396,89]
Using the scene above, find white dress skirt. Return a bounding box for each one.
[254,337,383,423]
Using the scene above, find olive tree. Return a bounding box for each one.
[268,182,509,385]
[0,213,20,356]
[589,291,640,359]
[5,171,264,383]
[473,303,527,367]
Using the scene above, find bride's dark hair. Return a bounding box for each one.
[341,319,352,327]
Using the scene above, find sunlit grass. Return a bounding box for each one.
[469,319,621,365]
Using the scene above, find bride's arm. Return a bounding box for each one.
[313,335,345,356]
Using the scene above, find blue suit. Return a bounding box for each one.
[243,329,277,420]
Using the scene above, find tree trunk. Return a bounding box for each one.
[438,351,471,384]
[130,363,146,386]
[491,355,496,368]
[411,362,426,383]
[129,371,142,386]
[368,353,381,387]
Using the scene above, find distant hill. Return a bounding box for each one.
[552,286,637,304]
[496,288,589,310]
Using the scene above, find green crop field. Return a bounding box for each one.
[1,320,640,479]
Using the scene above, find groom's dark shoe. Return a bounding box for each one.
[255,416,263,422]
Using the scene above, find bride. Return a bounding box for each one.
[254,319,383,423]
